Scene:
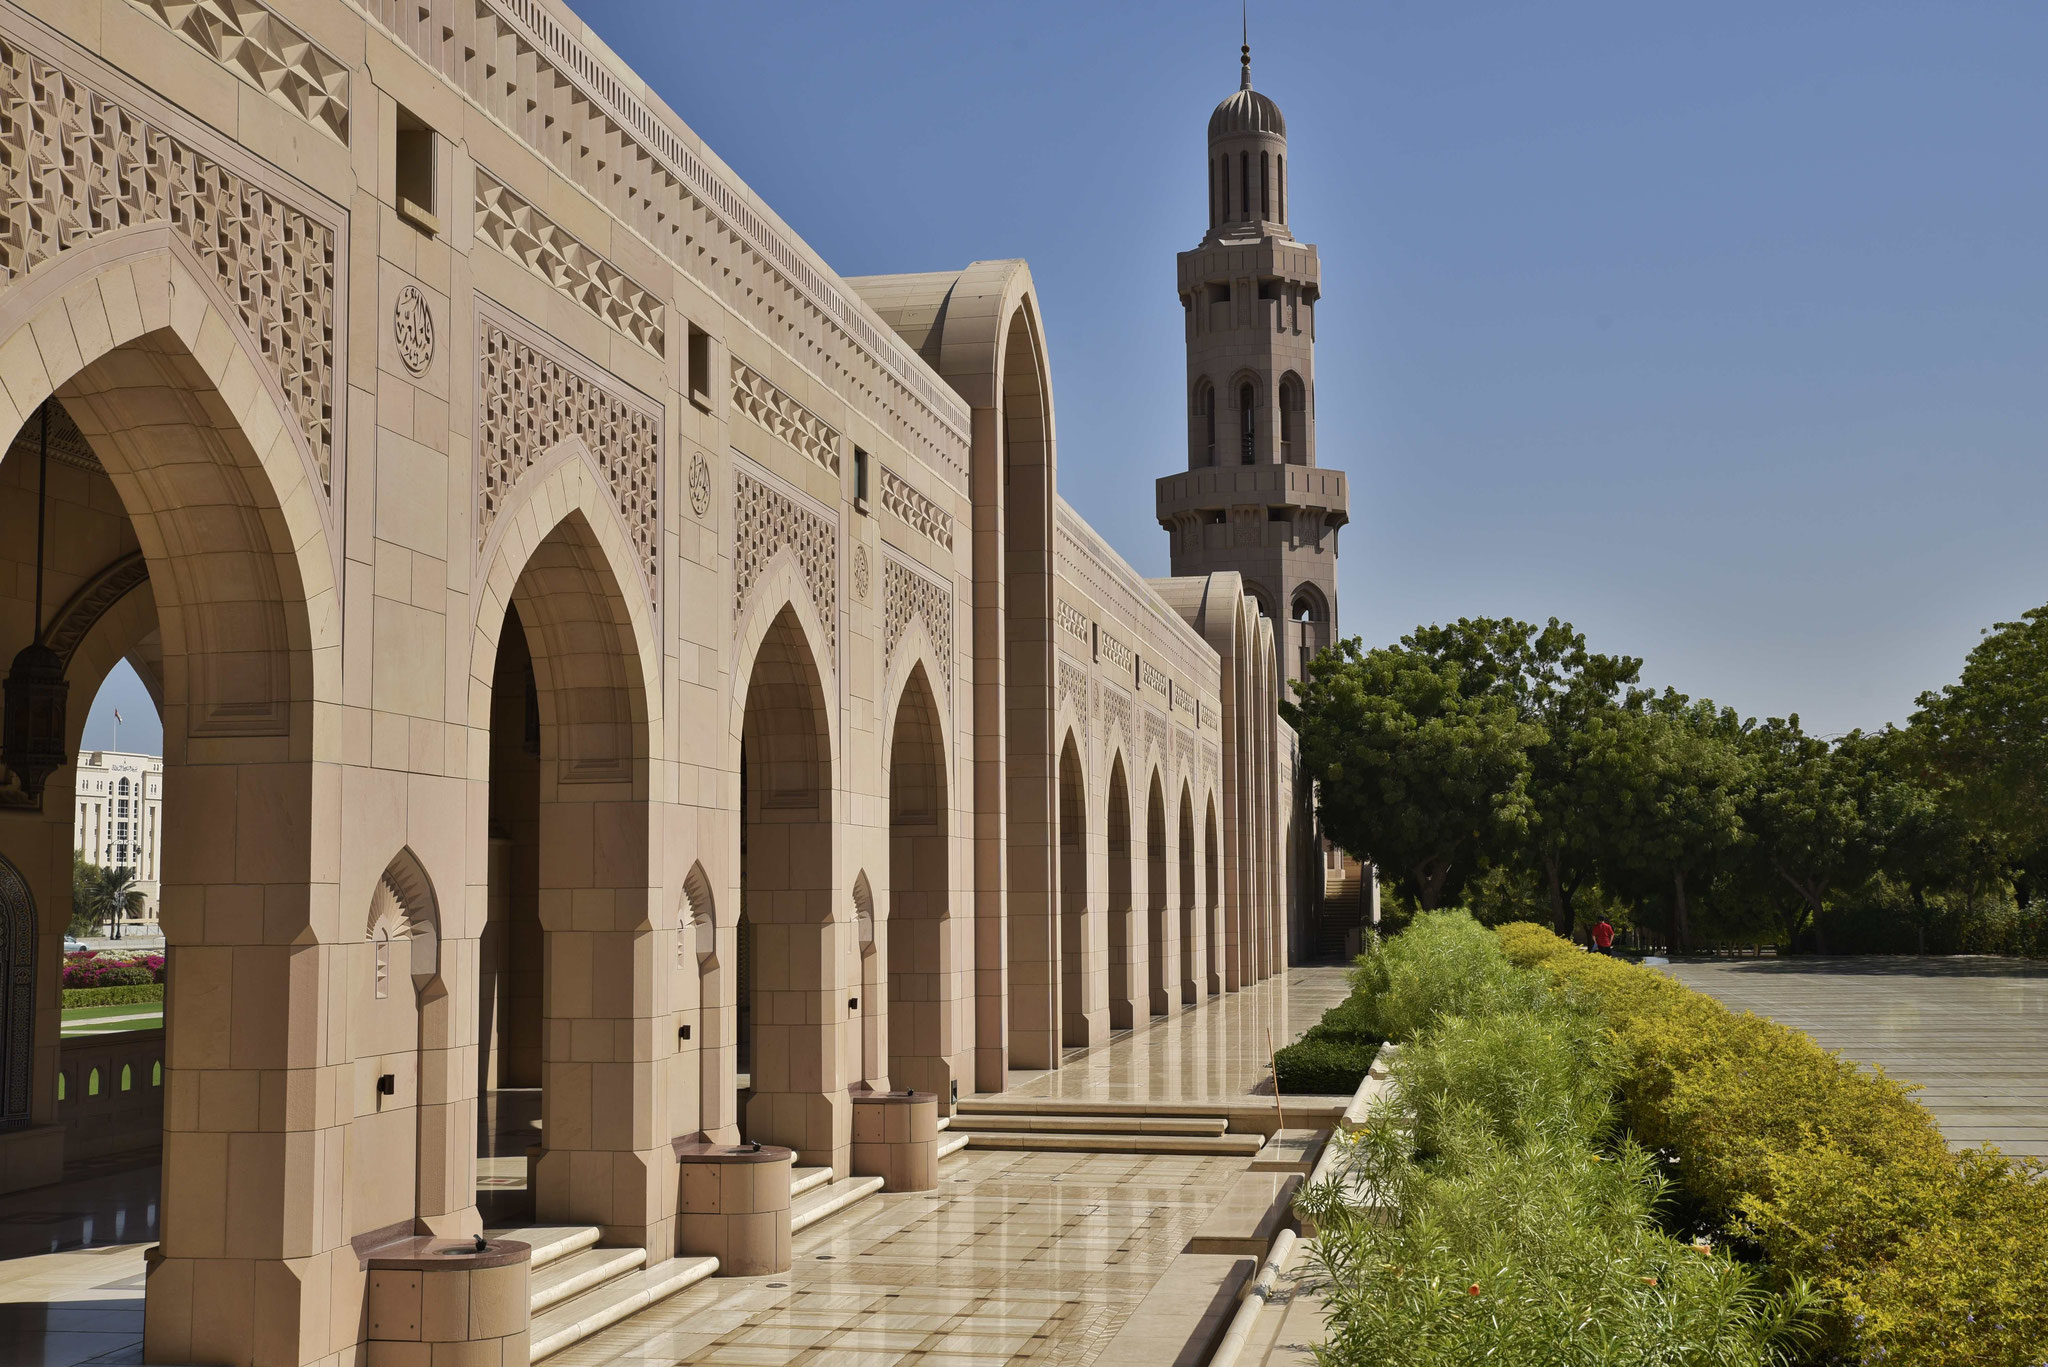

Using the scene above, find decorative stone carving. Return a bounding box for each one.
[0,42,339,493]
[878,465,953,550]
[730,357,839,475]
[1099,630,1134,674]
[1056,599,1089,651]
[852,544,870,603]
[393,285,433,375]
[474,167,665,355]
[1100,683,1132,758]
[1204,742,1220,798]
[1141,659,1171,701]
[1057,657,1090,738]
[476,311,662,593]
[734,467,838,660]
[41,553,149,669]
[1173,681,1198,719]
[882,555,954,708]
[1144,707,1168,765]
[1176,731,1199,790]
[688,452,711,517]
[131,0,349,141]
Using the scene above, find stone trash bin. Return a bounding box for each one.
[674,1137,794,1276]
[851,1088,939,1192]
[364,1234,531,1367]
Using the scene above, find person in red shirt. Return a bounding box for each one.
[1591,919,1615,955]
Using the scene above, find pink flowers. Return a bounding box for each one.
[61,950,165,989]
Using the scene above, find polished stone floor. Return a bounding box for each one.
[0,969,1351,1365]
[1003,968,1353,1104]
[1662,955,2048,1159]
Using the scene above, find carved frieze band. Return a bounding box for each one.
[884,554,954,708]
[130,0,349,141]
[735,467,838,660]
[1056,657,1090,738]
[731,357,839,476]
[475,167,664,355]
[879,464,953,550]
[1056,599,1089,651]
[476,309,662,593]
[1099,630,1134,673]
[0,40,339,493]
[43,552,149,667]
[1140,658,1171,702]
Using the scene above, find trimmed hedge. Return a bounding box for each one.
[1274,986,1387,1094]
[62,983,165,1009]
[1496,920,2048,1364]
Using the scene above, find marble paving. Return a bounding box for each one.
[1002,968,1354,1104]
[1661,955,2048,1159]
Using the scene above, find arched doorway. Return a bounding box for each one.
[355,848,447,1236]
[1205,800,1223,996]
[1146,772,1169,1018]
[1057,733,1100,1047]
[887,665,951,1099]
[737,603,841,1165]
[475,503,658,1245]
[1105,757,1135,1031]
[1178,785,1198,1006]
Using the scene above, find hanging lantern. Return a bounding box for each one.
[2,402,69,804]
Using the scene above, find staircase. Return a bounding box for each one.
[491,1127,973,1358]
[948,1098,1266,1156]
[1314,872,1365,962]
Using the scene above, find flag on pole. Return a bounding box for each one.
[113,709,123,725]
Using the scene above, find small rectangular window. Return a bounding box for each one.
[687,324,712,410]
[394,105,439,234]
[853,446,870,510]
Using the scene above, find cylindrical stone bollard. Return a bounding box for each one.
[364,1235,531,1367]
[674,1137,794,1276]
[850,1089,939,1192]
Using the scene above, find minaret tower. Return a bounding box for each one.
[1157,36,1348,694]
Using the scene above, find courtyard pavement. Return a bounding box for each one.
[0,967,1353,1367]
[1661,955,2048,1159]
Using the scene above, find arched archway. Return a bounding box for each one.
[1146,772,1169,1017]
[355,847,451,1235]
[682,863,728,1141]
[852,871,880,1088]
[1178,784,1198,1006]
[475,501,658,1243]
[0,243,340,1357]
[1205,799,1223,997]
[737,601,842,1165]
[887,664,953,1099]
[1105,756,1135,1031]
[1057,732,1102,1047]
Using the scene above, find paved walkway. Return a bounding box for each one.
[1662,956,2048,1159]
[0,970,1353,1366]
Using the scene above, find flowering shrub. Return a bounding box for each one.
[1497,920,2048,1364]
[61,950,166,990]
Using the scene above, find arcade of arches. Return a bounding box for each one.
[0,4,1313,1363]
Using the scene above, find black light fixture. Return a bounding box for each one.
[3,401,69,805]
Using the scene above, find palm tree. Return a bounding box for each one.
[97,865,144,939]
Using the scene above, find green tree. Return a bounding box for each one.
[1740,716,1877,953]
[1596,695,1751,952]
[1404,617,1646,937]
[1909,604,2048,900]
[1286,636,1539,910]
[70,854,103,938]
[1848,727,2004,951]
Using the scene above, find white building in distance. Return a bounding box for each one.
[71,751,162,924]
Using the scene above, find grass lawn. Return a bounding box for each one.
[61,1001,163,1035]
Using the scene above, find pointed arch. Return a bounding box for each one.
[1145,769,1169,1017]
[682,859,731,1141]
[1105,751,1136,1031]
[888,662,954,1099]
[1177,782,1198,1006]
[1057,729,1101,1047]
[1205,797,1223,997]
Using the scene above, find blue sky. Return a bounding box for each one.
[82,1,2048,753]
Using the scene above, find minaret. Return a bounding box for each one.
[1157,37,1349,695]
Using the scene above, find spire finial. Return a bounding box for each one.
[1240,3,1252,89]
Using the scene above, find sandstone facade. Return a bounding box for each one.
[0,3,1308,1362]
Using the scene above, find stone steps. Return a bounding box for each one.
[790,1173,886,1234]
[937,1132,971,1160]
[529,1255,718,1360]
[529,1243,645,1313]
[949,1113,1228,1137]
[791,1165,834,1198]
[489,1221,717,1362]
[962,1130,1264,1157]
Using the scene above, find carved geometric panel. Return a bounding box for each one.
[1057,657,1091,740]
[0,41,338,492]
[476,310,661,594]
[1175,730,1199,792]
[734,467,838,660]
[1144,707,1169,767]
[1100,683,1132,760]
[475,167,664,355]
[1057,599,1089,651]
[130,0,350,142]
[884,554,953,709]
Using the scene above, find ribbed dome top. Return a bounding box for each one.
[1209,85,1286,142]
